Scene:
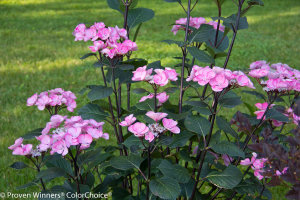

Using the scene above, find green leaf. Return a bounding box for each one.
[120,0,139,11]
[78,103,109,121]
[206,30,229,51]
[122,58,148,68]
[185,100,208,108]
[187,46,215,64]
[123,135,143,149]
[234,178,262,195]
[117,64,135,70]
[37,167,66,181]
[10,162,28,169]
[80,53,96,60]
[132,88,148,94]
[127,8,155,28]
[206,165,243,189]
[88,86,113,101]
[46,156,74,176]
[162,39,185,47]
[223,15,248,30]
[110,154,144,171]
[148,60,163,69]
[16,180,39,190]
[216,116,238,139]
[242,90,266,100]
[184,115,211,137]
[158,160,190,183]
[219,91,242,108]
[164,87,178,93]
[136,98,155,111]
[188,24,214,43]
[211,141,245,158]
[107,0,121,11]
[180,179,195,199]
[266,108,289,122]
[149,177,181,199]
[248,0,264,6]
[22,128,43,139]
[170,130,194,148]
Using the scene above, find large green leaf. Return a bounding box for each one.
[88,86,113,101]
[169,130,194,148]
[187,46,214,64]
[22,128,43,140]
[184,115,211,137]
[110,154,144,171]
[206,165,243,189]
[211,141,245,158]
[127,8,155,28]
[132,88,148,94]
[216,116,238,139]
[266,108,289,122]
[219,91,242,108]
[78,103,109,121]
[149,177,181,199]
[10,162,28,170]
[158,160,190,183]
[46,156,74,176]
[37,167,66,181]
[107,0,121,11]
[188,24,214,43]
[136,98,155,111]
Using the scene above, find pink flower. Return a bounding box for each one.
[153,69,169,86]
[139,94,154,102]
[145,132,155,142]
[93,22,105,30]
[119,114,136,127]
[240,152,257,166]
[89,40,106,52]
[254,102,274,120]
[195,66,216,86]
[115,26,128,39]
[157,92,169,104]
[209,73,229,92]
[98,28,110,40]
[36,135,52,151]
[122,40,138,51]
[249,68,269,78]
[146,111,168,122]
[84,27,97,41]
[67,127,81,138]
[128,122,149,137]
[250,60,268,69]
[132,66,148,81]
[51,140,68,156]
[162,118,180,134]
[12,144,33,156]
[8,138,24,150]
[254,169,264,180]
[235,72,255,89]
[78,134,93,149]
[164,67,178,81]
[27,93,38,106]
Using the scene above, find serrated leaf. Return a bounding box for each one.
[132,88,148,94]
[188,24,214,43]
[22,128,43,139]
[10,162,28,169]
[187,46,215,64]
[46,156,74,176]
[266,108,289,122]
[136,98,155,111]
[219,91,242,108]
[78,103,109,121]
[206,165,243,189]
[149,177,181,199]
[158,160,190,183]
[170,131,194,148]
[184,115,211,137]
[185,100,208,108]
[107,0,121,11]
[37,167,66,181]
[216,116,238,139]
[127,8,155,28]
[88,86,113,101]
[211,141,245,158]
[110,154,144,171]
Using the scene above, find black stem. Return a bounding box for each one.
[179,0,192,114]
[146,146,151,200]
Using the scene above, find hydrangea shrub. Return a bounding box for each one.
[9,0,300,199]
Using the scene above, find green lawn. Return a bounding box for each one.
[1,0,300,198]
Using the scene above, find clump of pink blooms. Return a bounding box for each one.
[249,61,300,92]
[240,152,288,180]
[186,66,255,92]
[9,115,108,157]
[27,88,77,112]
[254,102,300,126]
[120,112,180,142]
[132,66,178,86]
[139,92,169,106]
[171,17,225,35]
[73,22,137,59]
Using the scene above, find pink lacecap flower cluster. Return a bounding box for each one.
[73,22,137,59]
[27,88,77,112]
[249,61,300,92]
[254,102,300,126]
[9,115,109,156]
[139,92,169,106]
[132,66,178,87]
[187,66,255,92]
[120,112,180,142]
[241,152,288,180]
[171,17,225,35]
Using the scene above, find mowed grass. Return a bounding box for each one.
[0,0,300,198]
